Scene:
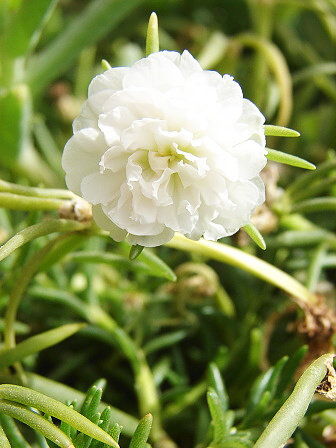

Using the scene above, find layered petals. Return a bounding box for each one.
[62,50,267,247]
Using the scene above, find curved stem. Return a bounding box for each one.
[166,233,318,305]
[246,0,274,109]
[87,307,171,445]
[0,219,91,262]
[306,241,329,292]
[29,287,172,446]
[253,354,334,448]
[4,235,68,350]
[235,32,292,126]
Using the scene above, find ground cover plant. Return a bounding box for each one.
[1,1,336,447]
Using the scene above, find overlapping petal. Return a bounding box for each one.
[62,50,267,247]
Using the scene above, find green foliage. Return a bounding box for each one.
[1,1,336,448]
[1,0,56,59]
[0,381,153,448]
[0,86,31,165]
[0,323,85,370]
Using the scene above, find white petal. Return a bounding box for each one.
[62,128,107,195]
[127,227,175,247]
[121,118,166,151]
[100,146,129,172]
[88,67,128,96]
[123,53,185,92]
[92,205,127,241]
[81,171,122,205]
[232,140,267,179]
[162,50,203,77]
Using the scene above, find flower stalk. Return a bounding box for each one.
[0,219,91,263]
[4,237,61,350]
[166,233,318,305]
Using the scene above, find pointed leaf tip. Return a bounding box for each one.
[267,148,316,170]
[146,12,159,56]
[243,223,266,250]
[129,244,145,260]
[102,59,112,70]
[264,125,300,138]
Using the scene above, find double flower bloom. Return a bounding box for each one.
[62,50,267,247]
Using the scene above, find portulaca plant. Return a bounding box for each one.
[1,8,336,448]
[61,15,313,254]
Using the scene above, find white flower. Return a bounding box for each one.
[62,50,267,247]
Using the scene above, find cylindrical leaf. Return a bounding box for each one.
[254,354,333,448]
[0,401,73,448]
[0,385,119,448]
[129,414,153,448]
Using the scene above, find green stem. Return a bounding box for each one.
[253,354,333,448]
[306,242,329,292]
[86,307,169,444]
[0,400,74,448]
[4,236,66,350]
[293,62,336,84]
[0,179,75,199]
[0,219,91,262]
[30,287,170,445]
[166,233,318,305]
[279,214,319,231]
[266,229,335,249]
[235,32,292,126]
[246,0,274,109]
[0,192,66,211]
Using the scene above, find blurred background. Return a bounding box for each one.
[1,1,336,447]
